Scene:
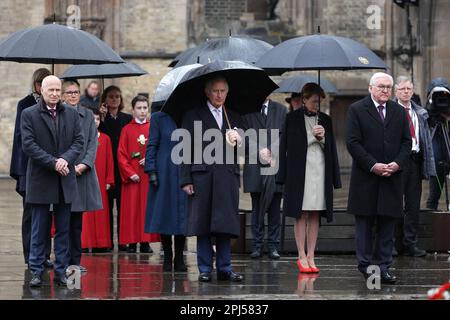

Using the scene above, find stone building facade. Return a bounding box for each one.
[1,0,449,173]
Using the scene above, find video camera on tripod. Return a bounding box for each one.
[426,86,450,120]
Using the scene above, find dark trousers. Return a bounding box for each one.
[355,215,396,273]
[108,184,121,248]
[426,161,447,210]
[399,154,422,248]
[250,192,282,251]
[29,203,71,276]
[69,212,83,265]
[21,197,51,264]
[197,235,231,274]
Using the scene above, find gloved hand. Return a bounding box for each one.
[149,172,159,188]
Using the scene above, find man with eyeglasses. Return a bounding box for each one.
[346,72,412,284]
[393,76,435,258]
[10,68,54,270]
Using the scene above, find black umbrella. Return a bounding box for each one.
[274,75,337,94]
[60,62,147,79]
[161,60,278,125]
[256,33,387,74]
[173,36,273,68]
[168,47,196,67]
[0,23,124,73]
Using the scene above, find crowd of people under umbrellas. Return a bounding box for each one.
[5,27,448,288]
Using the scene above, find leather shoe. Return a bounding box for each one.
[139,243,153,253]
[198,272,212,282]
[127,244,137,253]
[118,245,128,252]
[250,249,262,259]
[54,274,68,286]
[380,271,397,284]
[404,246,427,257]
[44,259,54,268]
[217,270,244,282]
[29,274,42,288]
[268,250,280,260]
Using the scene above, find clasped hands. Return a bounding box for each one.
[372,162,400,177]
[55,158,69,176]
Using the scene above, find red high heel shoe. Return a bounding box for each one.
[296,259,312,273]
[307,260,320,273]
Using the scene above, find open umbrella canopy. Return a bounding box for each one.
[60,62,147,79]
[173,36,273,68]
[151,63,202,112]
[256,34,387,74]
[274,75,337,94]
[0,23,124,65]
[168,47,196,67]
[162,60,278,125]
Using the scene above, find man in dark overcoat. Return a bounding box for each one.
[346,72,411,284]
[180,76,244,283]
[21,75,84,287]
[10,68,53,267]
[242,98,287,259]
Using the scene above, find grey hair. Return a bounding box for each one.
[369,72,394,86]
[204,76,229,92]
[395,75,414,88]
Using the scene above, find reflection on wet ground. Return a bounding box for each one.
[1,178,449,300]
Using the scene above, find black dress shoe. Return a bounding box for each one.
[404,246,427,257]
[198,272,212,282]
[217,270,244,282]
[118,245,128,252]
[127,244,137,253]
[139,243,153,253]
[54,274,68,286]
[250,249,262,259]
[174,255,188,272]
[380,271,397,284]
[268,249,280,260]
[44,259,54,268]
[29,274,42,288]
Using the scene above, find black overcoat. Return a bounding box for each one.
[242,100,287,193]
[277,109,341,222]
[346,95,412,217]
[180,104,244,237]
[21,99,84,204]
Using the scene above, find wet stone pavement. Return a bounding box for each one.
[0,177,449,300]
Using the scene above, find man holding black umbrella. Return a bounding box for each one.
[243,97,286,259]
[180,76,244,283]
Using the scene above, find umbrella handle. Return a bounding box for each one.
[222,105,232,130]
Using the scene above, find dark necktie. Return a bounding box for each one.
[261,105,267,122]
[49,108,56,120]
[377,105,385,122]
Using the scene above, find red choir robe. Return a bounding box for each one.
[117,119,159,244]
[81,132,114,248]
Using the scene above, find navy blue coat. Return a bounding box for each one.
[21,99,84,204]
[10,94,38,196]
[144,112,187,235]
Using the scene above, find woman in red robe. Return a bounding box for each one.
[82,110,114,250]
[118,96,160,253]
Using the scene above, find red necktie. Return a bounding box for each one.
[405,107,416,142]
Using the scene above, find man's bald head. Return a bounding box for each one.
[41,75,62,107]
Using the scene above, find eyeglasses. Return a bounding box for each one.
[64,91,80,96]
[374,85,392,91]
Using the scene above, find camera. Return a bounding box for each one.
[426,86,450,116]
